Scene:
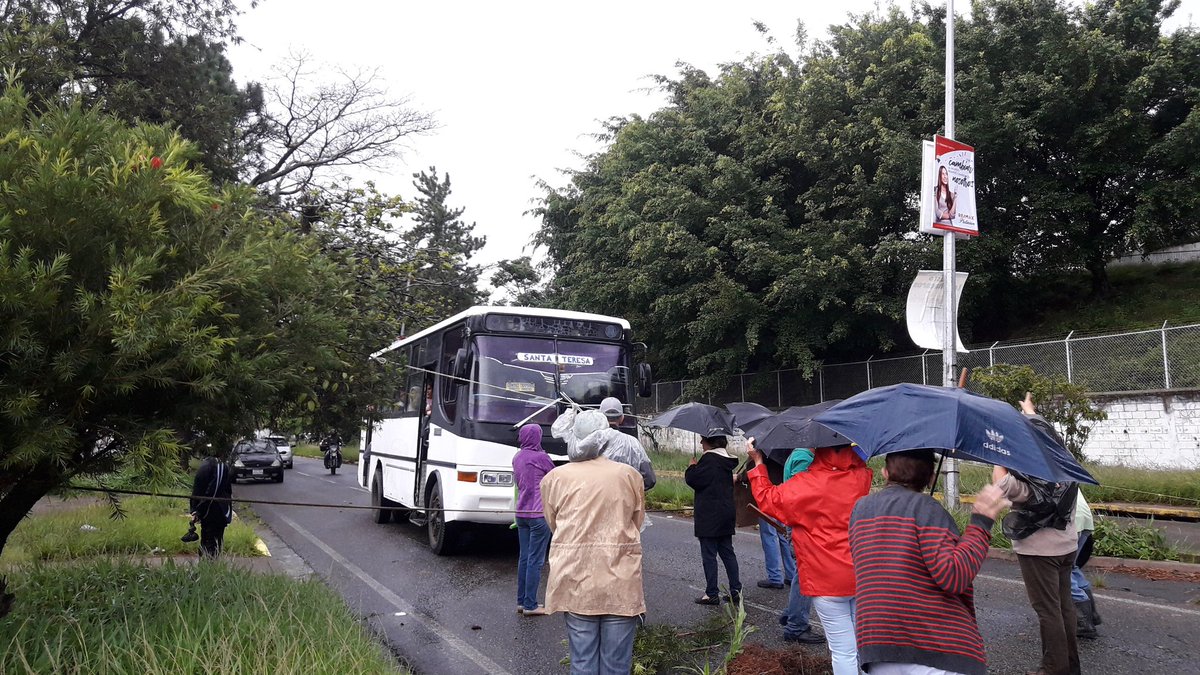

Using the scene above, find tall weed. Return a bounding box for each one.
[0,560,403,674]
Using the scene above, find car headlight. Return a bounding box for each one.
[233,459,245,467]
[479,471,513,486]
[271,457,281,467]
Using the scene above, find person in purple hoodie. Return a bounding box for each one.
[513,423,557,616]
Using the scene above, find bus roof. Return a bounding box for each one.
[370,306,632,358]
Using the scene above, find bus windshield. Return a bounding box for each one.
[469,335,628,425]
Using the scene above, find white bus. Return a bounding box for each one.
[360,306,652,554]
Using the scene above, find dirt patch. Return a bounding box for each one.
[727,643,833,675]
[1105,564,1200,584]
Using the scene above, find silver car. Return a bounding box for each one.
[266,435,294,469]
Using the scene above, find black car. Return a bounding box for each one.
[232,439,284,483]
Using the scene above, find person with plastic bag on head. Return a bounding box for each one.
[552,397,655,491]
[541,410,646,675]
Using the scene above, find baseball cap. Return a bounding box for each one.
[599,397,624,419]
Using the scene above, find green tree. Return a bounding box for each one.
[277,181,415,438]
[490,256,545,306]
[0,1,259,182]
[534,0,1200,389]
[970,364,1107,460]
[0,83,368,558]
[402,168,487,331]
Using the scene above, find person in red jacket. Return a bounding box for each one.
[746,439,872,675]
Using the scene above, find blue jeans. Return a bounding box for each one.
[783,567,813,635]
[759,518,797,585]
[516,517,551,610]
[1070,530,1092,603]
[812,596,858,675]
[565,613,640,675]
[698,536,741,598]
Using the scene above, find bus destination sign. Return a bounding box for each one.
[485,314,624,340]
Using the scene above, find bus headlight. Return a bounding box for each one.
[479,471,513,486]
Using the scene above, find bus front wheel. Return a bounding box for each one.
[427,481,462,556]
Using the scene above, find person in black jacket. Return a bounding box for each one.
[190,455,234,559]
[685,435,741,605]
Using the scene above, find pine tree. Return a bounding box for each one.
[402,168,487,331]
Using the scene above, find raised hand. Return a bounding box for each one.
[973,483,1011,520]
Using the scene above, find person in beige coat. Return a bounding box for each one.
[541,410,646,675]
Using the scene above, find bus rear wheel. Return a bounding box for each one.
[371,469,393,524]
[427,482,462,556]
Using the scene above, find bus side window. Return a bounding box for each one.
[440,326,465,422]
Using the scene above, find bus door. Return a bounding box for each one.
[414,368,435,507]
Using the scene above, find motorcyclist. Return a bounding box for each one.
[320,433,342,471]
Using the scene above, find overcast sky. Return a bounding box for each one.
[228,0,1198,280]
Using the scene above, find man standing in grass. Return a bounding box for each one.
[190,455,233,560]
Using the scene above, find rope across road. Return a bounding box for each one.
[63,484,697,515]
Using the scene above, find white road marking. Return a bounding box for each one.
[977,573,1200,617]
[277,513,514,675]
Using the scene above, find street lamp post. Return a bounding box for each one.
[942,0,960,509]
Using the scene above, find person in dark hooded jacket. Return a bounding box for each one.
[685,435,741,605]
[190,455,233,559]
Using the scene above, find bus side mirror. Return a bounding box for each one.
[636,362,652,398]
[453,348,470,381]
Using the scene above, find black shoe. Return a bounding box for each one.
[757,579,785,589]
[1084,587,1103,625]
[723,591,742,605]
[694,595,720,605]
[782,628,825,644]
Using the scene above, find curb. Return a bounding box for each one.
[987,547,1200,574]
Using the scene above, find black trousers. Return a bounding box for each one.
[1017,551,1081,675]
[698,536,741,598]
[199,520,228,560]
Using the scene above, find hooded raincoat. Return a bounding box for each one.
[513,424,556,518]
[749,445,872,597]
[540,411,646,616]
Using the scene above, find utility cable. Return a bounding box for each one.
[63,484,697,515]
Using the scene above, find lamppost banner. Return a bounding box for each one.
[919,135,977,236]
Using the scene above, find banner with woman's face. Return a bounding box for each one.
[919,135,978,237]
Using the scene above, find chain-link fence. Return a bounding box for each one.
[638,322,1200,414]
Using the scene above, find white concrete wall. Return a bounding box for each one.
[1082,392,1200,469]
[1108,242,1200,268]
[638,425,748,455]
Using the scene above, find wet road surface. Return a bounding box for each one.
[242,458,1200,674]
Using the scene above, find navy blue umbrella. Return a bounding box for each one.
[648,402,735,438]
[813,383,1097,485]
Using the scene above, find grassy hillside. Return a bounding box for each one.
[1003,262,1200,340]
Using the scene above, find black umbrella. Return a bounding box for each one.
[752,401,846,464]
[757,418,849,457]
[725,402,775,434]
[647,402,735,437]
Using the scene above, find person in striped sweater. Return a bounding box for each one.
[849,449,1011,675]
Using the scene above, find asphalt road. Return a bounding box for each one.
[242,457,1200,674]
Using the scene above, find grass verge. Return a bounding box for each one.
[0,560,403,674]
[947,509,1179,561]
[293,443,361,463]
[0,496,261,567]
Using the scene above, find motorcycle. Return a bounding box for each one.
[321,440,343,475]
